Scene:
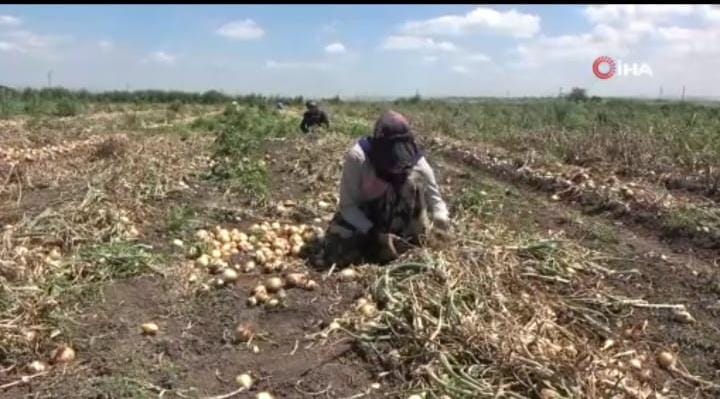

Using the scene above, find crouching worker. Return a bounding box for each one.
[322,110,449,268]
[300,100,330,134]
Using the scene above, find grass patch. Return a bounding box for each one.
[166,205,196,234]
[206,105,298,202]
[90,376,153,399]
[78,242,162,281]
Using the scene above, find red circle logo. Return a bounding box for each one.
[593,56,616,79]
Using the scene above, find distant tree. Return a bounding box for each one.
[567,87,588,102]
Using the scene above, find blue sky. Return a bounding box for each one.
[1,5,719,98]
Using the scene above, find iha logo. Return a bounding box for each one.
[593,56,653,79]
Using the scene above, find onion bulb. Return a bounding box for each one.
[266,277,284,292]
[304,280,318,291]
[243,261,256,273]
[253,285,267,296]
[657,351,675,369]
[359,303,377,317]
[257,392,274,399]
[49,248,62,260]
[141,322,159,336]
[285,273,307,288]
[196,255,210,267]
[172,239,184,248]
[235,323,255,342]
[218,229,231,243]
[255,291,270,304]
[236,373,253,389]
[246,296,258,307]
[266,298,279,308]
[339,268,358,282]
[539,389,558,399]
[222,268,239,283]
[28,360,49,373]
[50,345,75,364]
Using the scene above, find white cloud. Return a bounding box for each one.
[0,15,21,27]
[324,42,346,54]
[0,30,70,58]
[266,60,330,70]
[584,5,695,26]
[381,35,458,52]
[0,41,23,52]
[515,3,720,70]
[216,19,265,41]
[657,26,720,56]
[400,7,540,38]
[466,53,491,63]
[142,51,177,65]
[451,65,469,74]
[1,30,69,49]
[98,40,113,51]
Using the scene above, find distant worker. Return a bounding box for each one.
[300,100,329,133]
[322,110,450,268]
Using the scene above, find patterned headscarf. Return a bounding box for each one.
[368,110,422,186]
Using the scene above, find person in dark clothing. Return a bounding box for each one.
[300,101,330,133]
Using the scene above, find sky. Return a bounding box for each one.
[0,4,719,99]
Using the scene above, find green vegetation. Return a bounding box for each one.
[205,105,299,202]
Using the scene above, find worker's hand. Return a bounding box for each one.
[376,232,400,259]
[431,216,452,242]
[433,216,450,231]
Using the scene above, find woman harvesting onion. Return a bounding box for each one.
[322,110,450,267]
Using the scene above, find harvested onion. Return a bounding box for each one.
[339,268,358,281]
[222,268,239,283]
[285,273,307,288]
[235,323,255,342]
[236,373,253,389]
[359,303,377,317]
[28,360,49,373]
[196,255,210,267]
[266,277,284,292]
[243,261,256,273]
[50,345,75,364]
[141,322,159,336]
[253,285,267,296]
[657,351,675,369]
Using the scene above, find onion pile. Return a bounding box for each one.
[0,134,124,164]
[245,273,318,308]
[188,222,323,287]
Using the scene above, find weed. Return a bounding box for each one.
[78,242,162,281]
[54,99,82,117]
[166,205,195,234]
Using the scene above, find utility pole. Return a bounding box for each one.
[47,70,52,88]
[558,87,563,98]
[681,85,686,102]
